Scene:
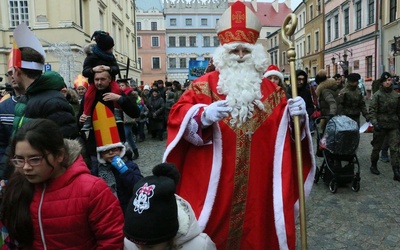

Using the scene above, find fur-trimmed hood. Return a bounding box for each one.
[83,42,96,55]
[64,139,82,166]
[315,78,337,97]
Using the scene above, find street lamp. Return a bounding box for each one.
[331,56,336,64]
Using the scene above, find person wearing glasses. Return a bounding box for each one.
[92,140,143,213]
[0,119,124,249]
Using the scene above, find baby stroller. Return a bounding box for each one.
[314,115,361,193]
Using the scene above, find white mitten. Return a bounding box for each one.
[201,100,232,127]
[288,96,306,117]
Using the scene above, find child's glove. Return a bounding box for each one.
[111,156,128,174]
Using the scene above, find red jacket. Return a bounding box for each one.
[29,154,124,249]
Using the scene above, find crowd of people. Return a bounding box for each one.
[0,1,399,249]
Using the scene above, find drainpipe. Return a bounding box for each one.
[376,0,383,77]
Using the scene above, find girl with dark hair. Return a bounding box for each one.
[0,119,124,249]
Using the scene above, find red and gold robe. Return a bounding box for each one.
[163,71,315,250]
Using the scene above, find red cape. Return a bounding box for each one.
[163,71,315,250]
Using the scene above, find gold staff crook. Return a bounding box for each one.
[281,14,308,249]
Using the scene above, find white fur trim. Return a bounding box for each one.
[97,142,126,164]
[273,106,315,250]
[163,104,222,231]
[264,70,284,83]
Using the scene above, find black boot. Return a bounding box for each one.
[393,166,400,181]
[81,116,92,131]
[133,148,139,160]
[370,161,380,175]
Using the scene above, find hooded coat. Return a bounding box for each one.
[29,139,124,249]
[123,195,216,250]
[315,78,338,116]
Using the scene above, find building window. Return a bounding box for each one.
[274,37,277,47]
[334,15,339,39]
[203,36,210,47]
[327,19,331,42]
[190,57,196,61]
[169,58,176,69]
[152,57,160,69]
[368,0,374,25]
[317,0,321,15]
[307,35,311,54]
[189,36,196,47]
[169,37,176,47]
[355,2,362,30]
[213,36,220,47]
[9,0,29,27]
[137,37,142,48]
[315,31,319,51]
[170,18,176,26]
[152,37,159,47]
[179,36,186,47]
[366,56,373,78]
[309,5,313,20]
[136,22,141,31]
[138,58,142,69]
[185,18,192,26]
[151,22,157,31]
[282,52,287,65]
[344,8,349,35]
[180,58,187,68]
[390,0,396,22]
[201,18,207,26]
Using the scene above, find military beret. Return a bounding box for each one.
[347,73,361,83]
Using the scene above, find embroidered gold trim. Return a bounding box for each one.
[226,88,285,248]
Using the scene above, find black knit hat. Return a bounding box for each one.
[380,72,392,83]
[91,30,114,51]
[124,163,180,246]
[347,73,361,83]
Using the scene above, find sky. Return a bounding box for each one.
[257,0,303,10]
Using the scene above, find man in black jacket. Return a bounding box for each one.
[78,70,140,168]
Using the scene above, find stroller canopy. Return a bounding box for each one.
[321,115,360,155]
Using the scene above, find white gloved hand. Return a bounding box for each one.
[288,96,307,117]
[201,100,232,127]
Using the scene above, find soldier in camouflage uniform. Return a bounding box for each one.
[337,73,370,126]
[369,72,400,181]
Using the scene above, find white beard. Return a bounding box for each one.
[213,43,268,127]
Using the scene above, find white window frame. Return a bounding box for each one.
[9,0,29,27]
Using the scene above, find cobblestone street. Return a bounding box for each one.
[134,117,400,249]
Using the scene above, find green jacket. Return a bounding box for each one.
[369,87,400,129]
[337,85,369,120]
[13,71,78,138]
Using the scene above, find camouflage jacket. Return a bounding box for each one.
[337,85,369,120]
[369,87,400,129]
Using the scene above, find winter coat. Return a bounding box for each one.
[287,83,315,117]
[77,85,140,156]
[337,84,370,122]
[123,195,216,250]
[369,87,400,129]
[12,71,78,139]
[82,43,120,83]
[30,139,124,249]
[315,78,338,116]
[92,159,143,213]
[0,96,16,159]
[147,95,165,130]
